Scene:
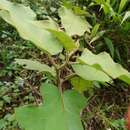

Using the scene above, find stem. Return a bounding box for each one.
[48,54,59,69]
[48,54,62,89]
[58,49,78,70]
[56,69,61,88]
[63,73,77,82]
[47,49,78,92]
[58,52,69,70]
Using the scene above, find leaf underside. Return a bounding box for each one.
[59,6,91,36]
[0,0,63,55]
[15,59,56,77]
[78,49,130,84]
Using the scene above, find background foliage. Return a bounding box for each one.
[0,0,130,130]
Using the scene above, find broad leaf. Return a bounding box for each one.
[15,83,86,130]
[59,6,91,36]
[78,49,130,84]
[0,0,62,55]
[72,64,111,82]
[32,17,59,30]
[15,59,56,77]
[71,76,93,93]
[48,29,78,52]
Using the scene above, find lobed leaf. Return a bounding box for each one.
[59,6,91,36]
[78,49,130,84]
[15,83,87,130]
[0,0,63,55]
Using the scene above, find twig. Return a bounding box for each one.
[63,73,77,82]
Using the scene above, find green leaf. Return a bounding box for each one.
[118,0,127,13]
[89,30,106,44]
[72,64,111,82]
[111,118,126,129]
[48,29,78,52]
[15,59,56,77]
[2,96,11,103]
[73,6,89,16]
[59,6,91,36]
[95,0,115,16]
[0,0,62,55]
[103,3,115,16]
[104,37,114,58]
[62,3,88,16]
[32,17,59,30]
[78,49,130,84]
[71,76,93,93]
[15,83,86,130]
[90,23,100,38]
[0,119,6,129]
[121,11,130,24]
[106,0,110,4]
[95,0,105,4]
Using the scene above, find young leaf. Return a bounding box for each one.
[59,6,91,36]
[71,76,93,93]
[90,23,100,38]
[15,59,56,77]
[118,0,127,14]
[78,49,130,84]
[72,64,111,82]
[15,83,86,130]
[89,30,106,44]
[73,6,90,16]
[121,11,130,24]
[48,29,78,52]
[0,0,62,55]
[95,0,115,16]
